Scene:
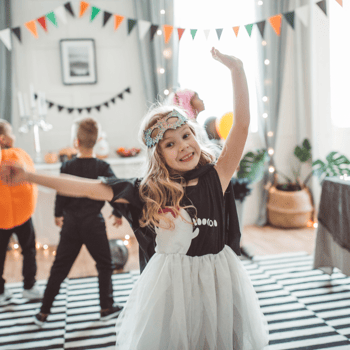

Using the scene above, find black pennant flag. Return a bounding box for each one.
[67,108,74,114]
[256,21,266,38]
[103,11,112,27]
[104,102,109,108]
[111,97,116,104]
[86,107,92,113]
[317,0,327,15]
[150,25,159,41]
[34,94,38,100]
[48,102,54,109]
[128,19,137,35]
[12,27,21,43]
[64,2,75,17]
[284,11,295,29]
[118,93,124,100]
[125,87,131,93]
[78,108,83,114]
[95,106,101,112]
[58,105,64,112]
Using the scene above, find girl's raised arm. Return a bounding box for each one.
[0,163,128,203]
[212,48,250,194]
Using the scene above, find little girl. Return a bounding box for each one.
[0,48,269,349]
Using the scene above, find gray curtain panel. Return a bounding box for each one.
[254,1,292,226]
[132,0,179,105]
[0,0,11,123]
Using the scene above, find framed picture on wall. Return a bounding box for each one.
[60,39,97,85]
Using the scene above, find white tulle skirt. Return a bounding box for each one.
[116,246,269,350]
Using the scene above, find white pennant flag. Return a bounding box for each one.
[55,6,68,24]
[295,5,309,27]
[0,28,12,50]
[138,20,152,39]
[203,29,210,40]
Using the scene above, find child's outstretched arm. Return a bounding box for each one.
[0,163,129,203]
[211,47,250,193]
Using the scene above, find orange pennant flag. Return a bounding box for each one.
[25,20,38,38]
[163,25,173,44]
[233,26,240,37]
[114,15,124,30]
[335,0,343,6]
[268,14,282,36]
[79,1,89,17]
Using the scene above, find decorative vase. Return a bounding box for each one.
[95,131,110,159]
[267,186,313,228]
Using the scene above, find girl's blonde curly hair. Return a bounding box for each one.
[138,103,216,230]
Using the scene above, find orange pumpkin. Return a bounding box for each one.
[44,152,58,164]
[0,148,38,229]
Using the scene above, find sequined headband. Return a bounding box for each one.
[144,109,188,148]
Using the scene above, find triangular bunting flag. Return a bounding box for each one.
[190,29,197,40]
[150,25,159,41]
[335,0,343,6]
[138,20,151,39]
[256,21,266,38]
[284,11,295,29]
[104,102,109,108]
[37,17,47,32]
[86,107,92,113]
[67,108,74,113]
[163,24,173,44]
[25,21,39,38]
[78,108,83,114]
[64,2,75,17]
[203,29,210,40]
[216,28,223,40]
[55,6,68,24]
[46,12,58,27]
[233,26,240,37]
[245,24,253,37]
[103,11,112,27]
[118,93,124,100]
[125,87,131,93]
[0,29,12,50]
[177,28,185,41]
[114,15,124,31]
[95,106,101,112]
[128,19,137,34]
[91,6,100,22]
[295,5,309,27]
[111,97,116,104]
[268,14,282,36]
[79,1,89,17]
[58,105,64,112]
[34,94,38,100]
[48,102,54,109]
[316,0,327,15]
[12,27,21,43]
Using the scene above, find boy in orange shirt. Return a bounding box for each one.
[0,119,43,303]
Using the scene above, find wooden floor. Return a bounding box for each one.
[4,225,316,284]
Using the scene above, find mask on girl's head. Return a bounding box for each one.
[144,110,188,148]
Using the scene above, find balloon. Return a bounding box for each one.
[216,112,234,140]
[109,239,129,269]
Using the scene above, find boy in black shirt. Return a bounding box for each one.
[33,118,123,326]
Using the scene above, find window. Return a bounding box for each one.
[330,0,350,128]
[174,0,259,132]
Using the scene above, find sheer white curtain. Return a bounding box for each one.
[174,0,258,132]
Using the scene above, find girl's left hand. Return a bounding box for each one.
[211,47,243,71]
[0,162,27,186]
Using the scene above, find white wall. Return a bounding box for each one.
[11,0,147,159]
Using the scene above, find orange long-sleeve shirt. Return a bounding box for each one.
[0,148,37,229]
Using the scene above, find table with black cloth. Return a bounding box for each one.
[313,177,350,275]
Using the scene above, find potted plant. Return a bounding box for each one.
[267,139,350,228]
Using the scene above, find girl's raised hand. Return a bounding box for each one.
[211,47,243,71]
[0,162,27,186]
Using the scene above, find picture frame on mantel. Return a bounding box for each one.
[60,39,97,85]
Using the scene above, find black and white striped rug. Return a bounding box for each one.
[1,252,350,350]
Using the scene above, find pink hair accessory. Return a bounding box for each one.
[172,89,197,119]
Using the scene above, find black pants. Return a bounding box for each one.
[41,214,115,314]
[0,218,37,294]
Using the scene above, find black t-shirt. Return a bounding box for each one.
[55,157,115,219]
